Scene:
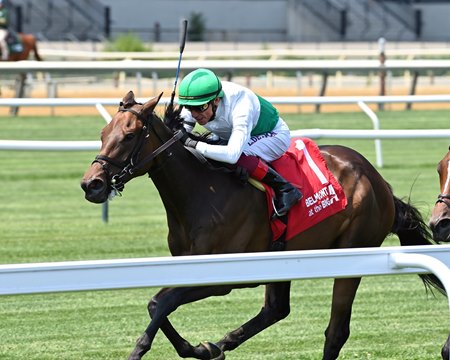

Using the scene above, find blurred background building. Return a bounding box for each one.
[3,0,450,43]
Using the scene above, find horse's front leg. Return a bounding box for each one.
[214,282,291,353]
[128,285,234,360]
[442,334,450,359]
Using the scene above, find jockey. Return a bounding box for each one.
[0,0,9,61]
[178,68,303,217]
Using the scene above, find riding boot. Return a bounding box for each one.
[239,155,302,217]
[262,166,303,216]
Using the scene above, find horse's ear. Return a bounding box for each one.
[121,91,136,108]
[141,92,163,115]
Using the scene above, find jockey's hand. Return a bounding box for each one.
[178,128,198,149]
[184,137,198,149]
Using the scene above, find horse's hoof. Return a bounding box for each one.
[200,341,225,360]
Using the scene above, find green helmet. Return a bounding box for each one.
[178,68,224,106]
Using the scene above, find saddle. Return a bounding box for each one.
[262,138,347,245]
[5,30,23,53]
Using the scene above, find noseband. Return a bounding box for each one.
[92,105,183,195]
[437,193,450,209]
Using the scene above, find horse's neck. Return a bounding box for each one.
[148,120,247,226]
[150,145,219,206]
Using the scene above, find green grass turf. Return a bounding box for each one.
[0,109,448,359]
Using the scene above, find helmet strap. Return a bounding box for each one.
[209,99,219,122]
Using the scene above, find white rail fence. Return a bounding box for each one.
[1,245,450,297]
[3,59,450,74]
[2,245,450,335]
[1,94,450,168]
[37,47,450,61]
[3,58,450,103]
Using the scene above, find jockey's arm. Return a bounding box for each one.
[180,92,259,164]
[195,122,249,164]
[195,103,255,164]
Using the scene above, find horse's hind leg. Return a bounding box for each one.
[10,73,26,116]
[323,277,361,360]
[214,281,291,353]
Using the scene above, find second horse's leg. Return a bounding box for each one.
[442,334,450,359]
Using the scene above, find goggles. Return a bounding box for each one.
[185,102,210,113]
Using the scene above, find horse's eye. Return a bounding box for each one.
[124,133,135,142]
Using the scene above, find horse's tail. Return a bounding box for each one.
[32,39,42,61]
[392,196,446,296]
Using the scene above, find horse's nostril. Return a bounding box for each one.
[81,178,105,194]
[436,219,450,228]
[437,219,450,232]
[89,179,105,191]
[431,218,450,243]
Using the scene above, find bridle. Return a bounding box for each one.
[436,193,450,209]
[92,104,183,195]
[436,152,450,209]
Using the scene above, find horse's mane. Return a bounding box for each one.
[163,103,223,145]
[163,102,184,131]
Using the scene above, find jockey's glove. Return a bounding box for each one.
[178,128,198,149]
[184,137,198,149]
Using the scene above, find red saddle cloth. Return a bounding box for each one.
[263,138,347,241]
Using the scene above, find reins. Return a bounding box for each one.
[92,105,183,194]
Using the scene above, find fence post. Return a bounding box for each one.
[14,5,22,33]
[339,9,347,39]
[415,9,422,39]
[104,7,111,39]
[315,72,328,113]
[378,37,386,111]
[102,201,109,223]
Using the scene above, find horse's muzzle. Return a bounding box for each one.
[429,217,450,243]
[80,176,108,204]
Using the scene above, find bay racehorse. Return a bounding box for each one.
[430,146,450,244]
[7,33,42,61]
[81,91,448,360]
[429,146,450,359]
[1,33,42,114]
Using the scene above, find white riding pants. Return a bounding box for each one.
[242,118,291,163]
[0,28,8,60]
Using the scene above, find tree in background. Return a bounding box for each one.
[188,12,205,41]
